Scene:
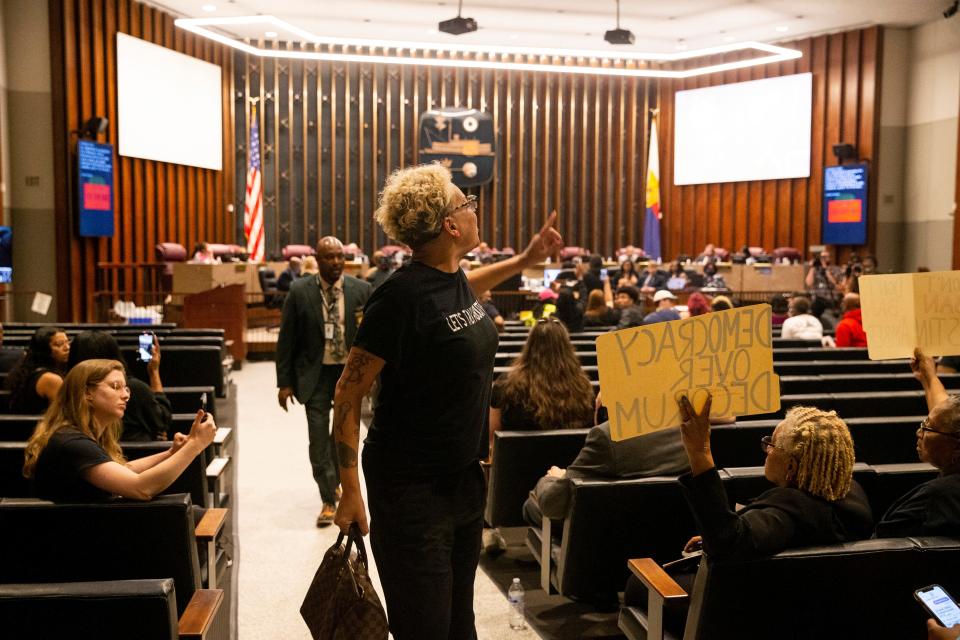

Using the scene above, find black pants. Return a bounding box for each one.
[364,457,485,640]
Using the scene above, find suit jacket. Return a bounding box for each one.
[276,274,372,402]
[640,269,670,290]
[531,421,689,520]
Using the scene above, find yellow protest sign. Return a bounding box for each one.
[596,304,780,441]
[860,271,960,360]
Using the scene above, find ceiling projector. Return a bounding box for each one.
[439,15,478,36]
[604,28,635,45]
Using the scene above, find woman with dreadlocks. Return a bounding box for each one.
[674,396,874,561]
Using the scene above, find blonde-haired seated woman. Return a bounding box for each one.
[624,397,874,623]
[24,359,216,502]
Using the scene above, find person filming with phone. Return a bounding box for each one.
[23,358,216,502]
[67,330,172,442]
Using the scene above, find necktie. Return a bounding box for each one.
[324,284,345,359]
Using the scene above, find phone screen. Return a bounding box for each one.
[600,268,608,280]
[138,333,153,363]
[917,585,960,628]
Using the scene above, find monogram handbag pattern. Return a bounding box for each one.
[300,523,389,639]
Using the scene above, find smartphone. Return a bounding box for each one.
[600,268,608,280]
[199,392,208,418]
[138,332,154,363]
[915,585,960,628]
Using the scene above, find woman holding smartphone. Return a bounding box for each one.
[24,359,215,502]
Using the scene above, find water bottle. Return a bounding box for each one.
[508,577,526,630]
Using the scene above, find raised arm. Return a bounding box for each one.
[333,346,386,535]
[466,211,562,296]
[912,348,950,412]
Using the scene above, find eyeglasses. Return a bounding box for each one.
[760,435,780,454]
[447,194,478,216]
[919,418,960,438]
[97,381,130,393]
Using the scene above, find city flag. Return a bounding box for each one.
[244,105,265,262]
[643,120,662,260]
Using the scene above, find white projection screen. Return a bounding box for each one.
[117,33,222,170]
[673,72,812,185]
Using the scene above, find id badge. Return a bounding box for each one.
[325,323,335,339]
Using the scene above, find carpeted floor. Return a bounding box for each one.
[479,528,626,640]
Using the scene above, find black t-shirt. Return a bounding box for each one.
[355,261,499,478]
[33,428,113,501]
[490,379,539,430]
[120,377,172,442]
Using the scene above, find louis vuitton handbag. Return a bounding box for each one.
[300,523,388,639]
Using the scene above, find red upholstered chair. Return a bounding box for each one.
[748,246,766,257]
[154,243,187,290]
[714,248,730,261]
[206,243,234,258]
[379,245,406,258]
[282,244,315,259]
[500,247,515,256]
[774,247,803,263]
[560,246,590,260]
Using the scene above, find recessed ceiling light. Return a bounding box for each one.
[723,35,735,43]
[201,3,216,11]
[265,31,278,37]
[775,26,789,32]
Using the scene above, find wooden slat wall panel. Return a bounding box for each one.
[50,0,235,321]
[658,27,882,262]
[233,48,654,259]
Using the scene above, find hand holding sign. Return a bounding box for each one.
[678,393,717,477]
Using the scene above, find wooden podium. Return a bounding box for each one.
[181,284,246,362]
[173,263,248,295]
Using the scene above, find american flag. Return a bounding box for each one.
[244,105,265,262]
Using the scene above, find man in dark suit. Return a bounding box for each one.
[276,256,302,292]
[276,236,372,527]
[639,262,670,293]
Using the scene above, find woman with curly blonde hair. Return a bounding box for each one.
[24,359,216,502]
[490,317,594,438]
[331,163,562,639]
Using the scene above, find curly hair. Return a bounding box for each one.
[498,319,594,430]
[374,163,454,248]
[778,406,855,501]
[6,327,66,412]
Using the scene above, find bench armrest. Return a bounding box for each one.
[628,558,688,601]
[178,588,224,639]
[195,508,228,543]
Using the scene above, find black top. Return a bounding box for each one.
[0,347,23,373]
[8,368,56,415]
[681,468,874,562]
[875,472,960,538]
[584,308,618,327]
[356,262,499,479]
[489,378,539,430]
[33,428,113,501]
[582,272,604,294]
[120,377,172,442]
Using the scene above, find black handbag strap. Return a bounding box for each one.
[332,523,369,569]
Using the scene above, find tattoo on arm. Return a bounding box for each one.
[333,400,352,438]
[342,351,374,385]
[337,442,358,468]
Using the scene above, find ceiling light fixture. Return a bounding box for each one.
[438,0,477,36]
[604,0,635,45]
[174,15,802,79]
[775,25,789,33]
[201,4,216,12]
[265,31,278,37]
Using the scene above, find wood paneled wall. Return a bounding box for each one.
[233,46,656,259]
[658,27,882,261]
[50,0,235,321]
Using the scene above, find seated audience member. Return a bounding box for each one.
[554,287,584,334]
[780,295,823,340]
[615,258,640,288]
[23,359,217,502]
[365,251,395,290]
[623,397,872,622]
[583,289,618,327]
[582,255,605,294]
[189,242,219,264]
[770,294,790,326]
[473,241,494,263]
[684,292,711,318]
[639,261,669,293]
[479,290,505,333]
[523,417,688,529]
[834,293,867,347]
[0,321,24,373]
[711,295,734,312]
[701,259,727,289]
[874,350,960,537]
[489,317,594,442]
[300,255,319,276]
[811,295,837,331]
[615,285,645,329]
[532,288,558,321]
[276,256,302,292]
[6,326,70,414]
[695,243,717,264]
[67,331,172,442]
[666,260,688,290]
[644,290,681,325]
